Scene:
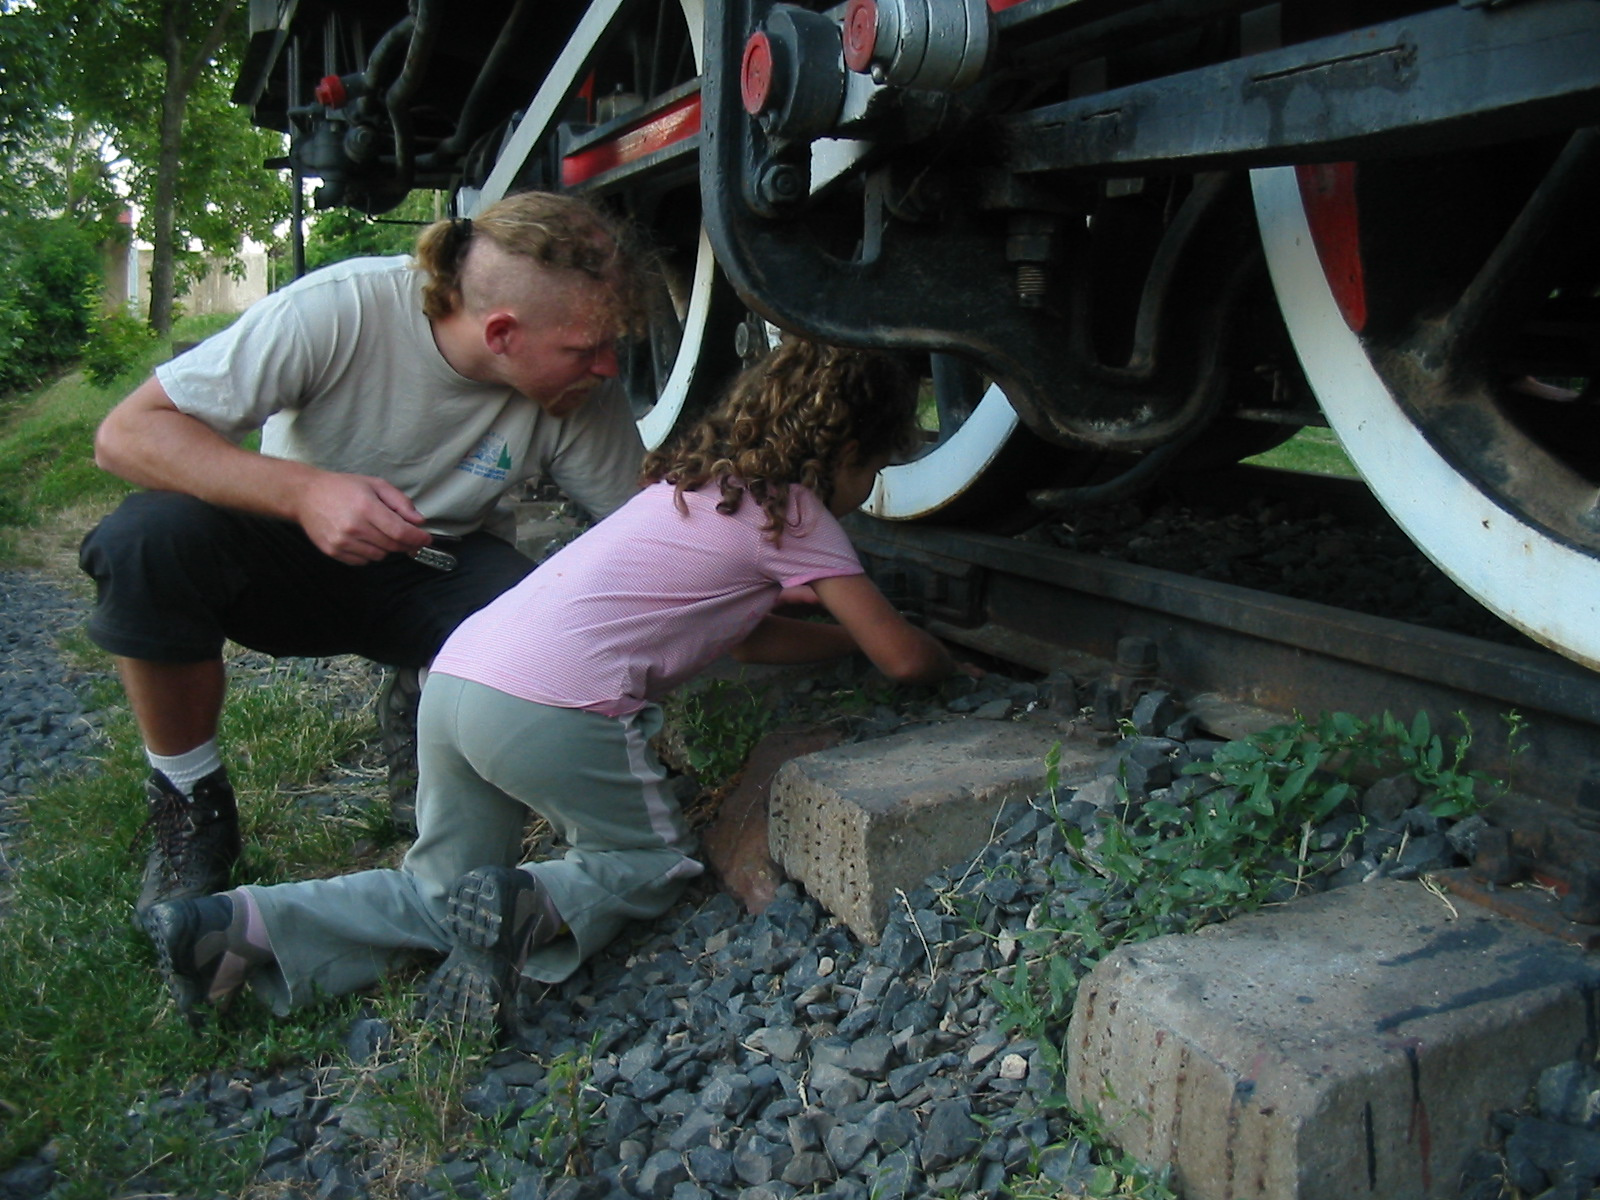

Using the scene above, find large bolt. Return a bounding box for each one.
[757,162,805,208]
[314,74,347,108]
[843,0,879,72]
[1015,263,1047,308]
[343,123,378,164]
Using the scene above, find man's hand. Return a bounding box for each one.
[93,379,437,567]
[293,473,432,565]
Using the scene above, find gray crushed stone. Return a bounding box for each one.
[0,566,1595,1200]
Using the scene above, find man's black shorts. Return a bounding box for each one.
[79,491,535,666]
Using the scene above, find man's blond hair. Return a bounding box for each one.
[413,192,652,333]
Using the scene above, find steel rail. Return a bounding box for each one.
[846,516,1600,826]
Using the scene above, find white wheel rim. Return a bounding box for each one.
[864,384,1019,521]
[464,0,712,452]
[637,228,719,450]
[1252,164,1600,671]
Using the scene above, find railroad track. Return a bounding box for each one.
[848,478,1600,941]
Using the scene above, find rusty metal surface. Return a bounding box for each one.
[1433,869,1600,951]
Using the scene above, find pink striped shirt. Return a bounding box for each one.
[431,480,863,716]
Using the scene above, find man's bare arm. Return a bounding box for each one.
[95,376,433,565]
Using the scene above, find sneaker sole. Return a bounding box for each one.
[422,869,526,1038]
[143,903,205,1021]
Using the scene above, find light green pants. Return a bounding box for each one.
[243,674,703,1012]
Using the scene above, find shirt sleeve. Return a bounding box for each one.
[765,489,864,589]
[542,380,647,521]
[154,286,330,442]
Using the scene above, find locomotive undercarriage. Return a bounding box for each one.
[236,0,1600,669]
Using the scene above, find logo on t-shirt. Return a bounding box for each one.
[457,432,514,482]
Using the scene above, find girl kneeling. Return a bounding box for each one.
[145,339,970,1036]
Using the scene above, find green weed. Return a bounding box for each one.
[665,676,777,795]
[1077,708,1504,950]
[962,709,1515,1193]
[505,1036,605,1177]
[1005,1114,1177,1200]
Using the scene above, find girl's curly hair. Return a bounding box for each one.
[413,190,654,331]
[641,339,920,540]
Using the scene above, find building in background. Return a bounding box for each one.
[101,208,269,318]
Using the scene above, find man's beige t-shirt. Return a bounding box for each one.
[155,255,643,539]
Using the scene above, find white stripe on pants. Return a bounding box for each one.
[243,675,702,1012]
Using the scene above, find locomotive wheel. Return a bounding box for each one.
[584,0,746,451]
[470,0,742,450]
[1252,142,1600,671]
[864,363,1059,526]
[626,222,745,451]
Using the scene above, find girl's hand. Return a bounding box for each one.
[809,572,957,685]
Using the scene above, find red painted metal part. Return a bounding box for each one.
[1295,161,1369,334]
[560,93,703,187]
[314,74,347,107]
[578,71,596,123]
[843,0,878,72]
[741,30,775,114]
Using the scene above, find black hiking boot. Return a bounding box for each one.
[421,866,561,1040]
[135,767,241,916]
[375,666,421,836]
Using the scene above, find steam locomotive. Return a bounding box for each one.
[233,0,1600,670]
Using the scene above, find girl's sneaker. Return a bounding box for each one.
[422,866,560,1039]
[143,892,270,1021]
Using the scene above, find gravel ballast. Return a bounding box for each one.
[1,564,1596,1200]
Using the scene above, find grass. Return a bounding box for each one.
[0,656,394,1193]
[0,313,243,569]
[0,321,474,1193]
[1242,425,1358,478]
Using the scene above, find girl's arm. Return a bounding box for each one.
[730,614,858,664]
[809,572,958,684]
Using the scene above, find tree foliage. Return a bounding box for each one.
[304,192,446,273]
[4,0,292,334]
[0,218,102,396]
[0,3,116,395]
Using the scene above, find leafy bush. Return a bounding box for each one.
[82,307,159,387]
[1080,709,1502,946]
[304,191,442,272]
[0,217,101,396]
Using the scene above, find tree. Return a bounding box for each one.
[14,0,291,334]
[0,3,117,394]
[304,191,447,273]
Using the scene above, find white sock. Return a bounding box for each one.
[148,740,224,797]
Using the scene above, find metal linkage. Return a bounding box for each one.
[700,0,1600,458]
